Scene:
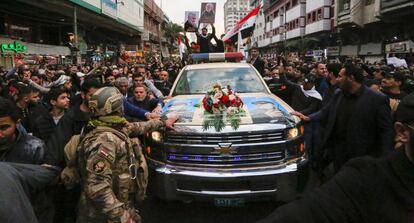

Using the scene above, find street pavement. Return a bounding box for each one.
[138,193,281,223]
[137,167,321,223]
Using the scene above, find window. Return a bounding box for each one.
[317,9,322,20]
[173,68,266,95]
[307,13,311,24]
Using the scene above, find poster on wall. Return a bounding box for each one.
[184,11,199,32]
[199,2,216,24]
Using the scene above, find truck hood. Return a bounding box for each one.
[161,93,298,131]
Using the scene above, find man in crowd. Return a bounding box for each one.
[33,88,70,143]
[126,84,162,121]
[77,87,176,223]
[155,70,173,96]
[136,65,164,99]
[313,63,329,96]
[14,85,44,134]
[257,93,414,223]
[293,63,393,173]
[381,71,407,100]
[322,63,341,106]
[249,47,265,76]
[196,24,215,53]
[0,97,44,164]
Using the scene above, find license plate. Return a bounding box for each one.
[214,198,245,207]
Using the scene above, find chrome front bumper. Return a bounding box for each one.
[148,157,307,202]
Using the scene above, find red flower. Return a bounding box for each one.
[221,95,230,106]
[228,90,233,95]
[213,103,219,108]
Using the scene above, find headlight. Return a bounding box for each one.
[287,128,299,139]
[151,131,163,142]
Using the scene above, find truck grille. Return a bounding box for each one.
[166,131,284,145]
[167,151,285,167]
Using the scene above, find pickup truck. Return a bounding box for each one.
[145,59,307,205]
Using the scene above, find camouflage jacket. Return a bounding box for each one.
[77,120,163,223]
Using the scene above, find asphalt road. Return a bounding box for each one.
[137,167,321,223]
[138,194,282,223]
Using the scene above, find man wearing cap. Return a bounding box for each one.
[293,64,393,173]
[257,93,414,223]
[381,71,407,100]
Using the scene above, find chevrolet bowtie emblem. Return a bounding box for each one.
[214,143,236,156]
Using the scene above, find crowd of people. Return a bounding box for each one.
[0,46,414,223]
[248,47,414,222]
[0,58,180,223]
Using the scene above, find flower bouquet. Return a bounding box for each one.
[201,84,245,132]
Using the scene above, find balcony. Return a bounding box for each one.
[286,4,306,22]
[306,0,331,12]
[286,27,305,40]
[266,21,273,32]
[258,37,271,48]
[271,35,282,43]
[272,15,283,28]
[381,0,414,17]
[305,20,331,35]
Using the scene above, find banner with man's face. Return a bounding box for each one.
[184,11,199,32]
[199,2,216,24]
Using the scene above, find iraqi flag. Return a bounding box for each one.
[223,4,261,43]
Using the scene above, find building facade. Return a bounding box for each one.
[0,0,146,67]
[224,0,252,33]
[250,0,414,63]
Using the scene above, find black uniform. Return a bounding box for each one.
[257,149,414,223]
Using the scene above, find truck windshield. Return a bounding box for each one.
[172,67,267,95]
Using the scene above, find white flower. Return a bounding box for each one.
[227,106,238,114]
[229,95,235,101]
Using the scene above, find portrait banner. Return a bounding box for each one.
[184,11,199,32]
[199,2,216,24]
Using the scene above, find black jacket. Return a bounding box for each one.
[309,86,393,160]
[33,112,59,143]
[280,73,321,115]
[0,129,45,164]
[250,57,265,76]
[257,149,414,223]
[44,105,90,166]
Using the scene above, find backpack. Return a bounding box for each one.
[60,126,149,201]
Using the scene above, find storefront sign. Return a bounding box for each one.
[1,41,27,53]
[386,41,414,53]
[327,46,340,56]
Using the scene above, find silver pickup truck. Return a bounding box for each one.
[145,62,307,205]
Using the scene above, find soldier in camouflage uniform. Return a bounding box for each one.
[76,87,175,223]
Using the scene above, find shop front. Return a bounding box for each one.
[1,37,71,68]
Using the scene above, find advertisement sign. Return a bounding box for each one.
[199,2,216,24]
[102,0,117,18]
[184,11,199,32]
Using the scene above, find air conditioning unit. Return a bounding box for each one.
[343,3,350,10]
